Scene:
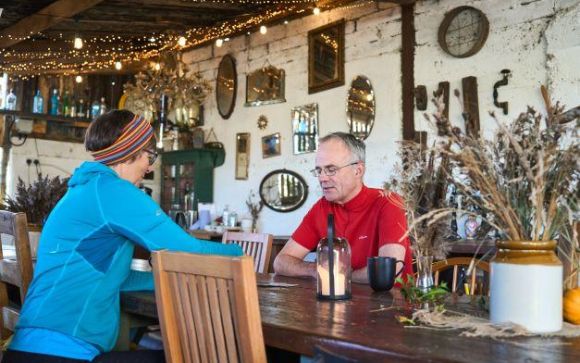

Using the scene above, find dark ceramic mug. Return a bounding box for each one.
[367,256,405,292]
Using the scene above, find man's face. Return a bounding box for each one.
[314,139,364,204]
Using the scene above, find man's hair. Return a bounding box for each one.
[85,109,155,164]
[319,132,366,163]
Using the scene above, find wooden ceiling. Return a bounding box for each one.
[0,0,411,76]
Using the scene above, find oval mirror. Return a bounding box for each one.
[259,169,309,213]
[216,54,237,119]
[346,75,375,140]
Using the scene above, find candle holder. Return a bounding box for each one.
[316,214,351,300]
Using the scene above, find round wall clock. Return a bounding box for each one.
[438,6,489,58]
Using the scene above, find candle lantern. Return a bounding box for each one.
[316,214,351,300]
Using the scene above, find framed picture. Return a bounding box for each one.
[261,133,281,158]
[235,133,250,180]
[245,65,286,106]
[308,19,345,94]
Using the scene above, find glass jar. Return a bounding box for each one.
[316,236,351,300]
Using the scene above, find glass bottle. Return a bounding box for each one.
[49,89,59,115]
[6,89,17,110]
[70,95,77,118]
[222,205,230,227]
[62,90,70,117]
[77,98,85,118]
[32,90,44,113]
[91,99,100,119]
[99,97,107,115]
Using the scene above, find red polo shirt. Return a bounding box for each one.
[292,186,413,277]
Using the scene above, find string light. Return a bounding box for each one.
[73,35,83,49]
[114,61,122,70]
[0,1,375,77]
[75,75,83,83]
[313,7,321,15]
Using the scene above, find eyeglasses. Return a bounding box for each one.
[310,162,359,177]
[143,149,158,166]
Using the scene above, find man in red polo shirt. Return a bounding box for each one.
[273,132,413,283]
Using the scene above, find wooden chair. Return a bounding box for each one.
[432,257,490,295]
[0,211,34,338]
[152,251,266,363]
[222,231,273,273]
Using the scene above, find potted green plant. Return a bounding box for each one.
[2,174,69,256]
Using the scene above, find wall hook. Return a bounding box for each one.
[493,69,511,115]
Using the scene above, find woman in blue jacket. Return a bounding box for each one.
[3,110,242,363]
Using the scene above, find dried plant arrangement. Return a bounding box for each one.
[3,174,69,226]
[385,117,454,260]
[428,93,579,286]
[246,190,264,232]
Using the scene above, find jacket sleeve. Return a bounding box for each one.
[97,178,242,257]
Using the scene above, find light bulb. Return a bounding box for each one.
[178,36,187,47]
[260,25,267,35]
[73,36,83,49]
[114,61,122,70]
[215,38,223,47]
[75,75,83,83]
[313,7,321,15]
[154,62,161,71]
[284,20,289,25]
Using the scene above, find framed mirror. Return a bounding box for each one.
[347,75,375,140]
[261,133,281,158]
[235,133,250,180]
[216,54,237,119]
[246,65,286,106]
[292,103,318,155]
[308,19,345,94]
[259,169,309,212]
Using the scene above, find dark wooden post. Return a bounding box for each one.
[401,3,416,141]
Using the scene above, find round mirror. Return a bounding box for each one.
[346,75,375,140]
[259,169,309,213]
[216,54,237,119]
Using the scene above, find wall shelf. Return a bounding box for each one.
[0,110,91,143]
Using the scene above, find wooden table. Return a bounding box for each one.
[121,274,580,362]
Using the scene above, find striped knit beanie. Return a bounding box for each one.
[91,115,154,165]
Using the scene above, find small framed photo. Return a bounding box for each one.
[261,133,281,158]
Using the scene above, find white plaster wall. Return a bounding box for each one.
[6,0,578,236]
[414,0,580,138]
[182,2,405,235]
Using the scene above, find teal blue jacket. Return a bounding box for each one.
[14,162,242,353]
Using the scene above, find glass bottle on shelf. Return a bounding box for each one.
[6,89,17,110]
[32,90,44,113]
[70,95,77,117]
[77,98,85,118]
[49,88,59,115]
[62,90,70,117]
[99,97,107,115]
[91,99,100,119]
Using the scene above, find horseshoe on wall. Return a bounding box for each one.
[493,69,511,115]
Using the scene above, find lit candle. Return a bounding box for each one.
[317,251,345,296]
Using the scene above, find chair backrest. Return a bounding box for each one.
[432,257,490,295]
[0,211,33,337]
[222,231,273,273]
[152,251,266,363]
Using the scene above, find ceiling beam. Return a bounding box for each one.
[0,0,106,49]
